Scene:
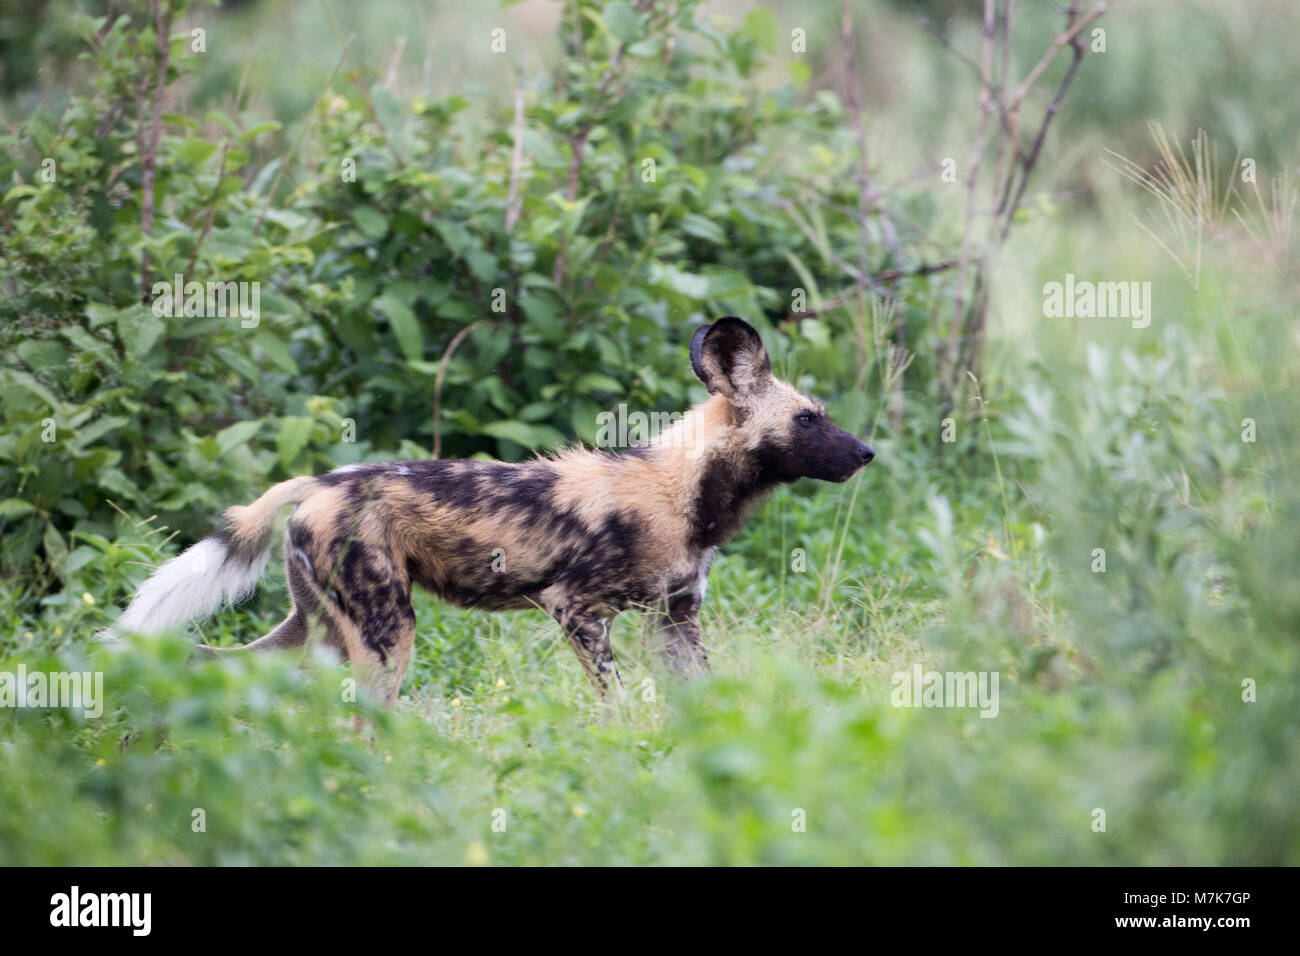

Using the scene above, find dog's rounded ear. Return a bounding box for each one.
[690,317,772,400]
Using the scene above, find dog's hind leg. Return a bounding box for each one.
[197,538,320,655]
[210,612,308,653]
[323,541,416,705]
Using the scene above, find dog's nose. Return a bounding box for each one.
[859,442,875,464]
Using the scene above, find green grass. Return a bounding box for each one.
[4,217,1298,864]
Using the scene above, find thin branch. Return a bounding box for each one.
[383,35,407,91]
[138,0,173,298]
[186,142,229,275]
[780,259,959,323]
[1007,1,1109,109]
[913,16,985,83]
[779,198,872,287]
[941,0,997,381]
[253,33,354,236]
[997,1,1088,241]
[505,89,526,233]
[552,0,656,289]
[841,0,902,267]
[432,321,492,459]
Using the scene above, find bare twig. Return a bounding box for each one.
[186,142,228,275]
[996,1,1089,241]
[253,33,354,237]
[505,89,526,233]
[914,16,984,80]
[941,0,997,384]
[841,0,902,268]
[384,35,407,91]
[779,198,872,287]
[552,0,655,289]
[358,83,406,172]
[1007,1,1109,109]
[432,321,492,459]
[779,259,959,323]
[138,0,173,299]
[924,0,1115,402]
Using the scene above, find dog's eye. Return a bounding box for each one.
[795,411,816,427]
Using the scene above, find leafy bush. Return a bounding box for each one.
[1,0,936,612]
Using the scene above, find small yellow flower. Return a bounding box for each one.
[985,537,1009,561]
[451,698,461,708]
[496,678,506,689]
[95,759,105,767]
[465,841,489,866]
[572,804,588,819]
[82,592,95,605]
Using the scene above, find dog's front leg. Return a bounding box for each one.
[551,598,622,695]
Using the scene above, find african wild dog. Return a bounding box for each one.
[109,317,875,702]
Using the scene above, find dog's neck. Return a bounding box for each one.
[638,395,782,550]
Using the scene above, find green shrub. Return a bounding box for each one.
[1,0,938,612]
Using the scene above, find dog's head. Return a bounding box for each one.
[690,316,874,483]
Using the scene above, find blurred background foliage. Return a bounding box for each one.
[0,0,1297,865]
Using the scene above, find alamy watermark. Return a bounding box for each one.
[0,664,103,718]
[890,664,1000,718]
[50,886,150,936]
[595,403,700,451]
[151,273,261,328]
[1042,273,1152,329]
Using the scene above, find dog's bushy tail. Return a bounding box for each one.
[104,476,317,640]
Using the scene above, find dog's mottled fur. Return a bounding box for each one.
[111,318,874,702]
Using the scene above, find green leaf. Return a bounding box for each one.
[681,213,727,244]
[254,329,300,375]
[276,417,314,473]
[3,184,38,204]
[576,373,623,394]
[800,317,831,349]
[604,1,643,44]
[17,340,67,375]
[466,248,498,283]
[739,8,779,52]
[433,218,471,256]
[522,128,566,168]
[116,309,166,361]
[43,522,68,570]
[216,420,263,456]
[0,499,36,520]
[70,415,129,449]
[239,121,283,143]
[62,546,98,576]
[480,420,548,448]
[370,84,404,137]
[374,294,423,362]
[520,292,565,342]
[1,369,60,412]
[175,137,219,166]
[351,206,388,240]
[85,302,123,329]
